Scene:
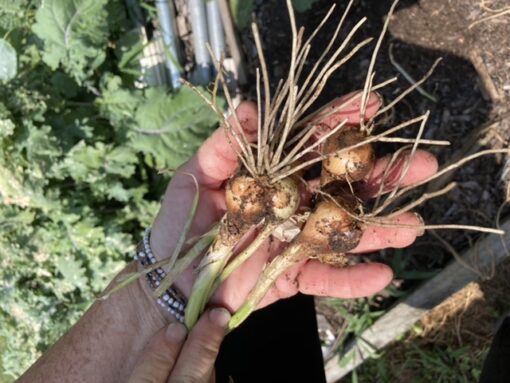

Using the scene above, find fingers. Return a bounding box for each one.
[128,323,188,383]
[260,257,394,304]
[181,102,259,189]
[180,91,380,191]
[305,150,437,203]
[259,212,422,303]
[352,212,424,254]
[259,260,305,307]
[297,261,393,298]
[214,238,277,312]
[129,309,230,383]
[168,308,230,383]
[310,91,382,128]
[150,103,258,260]
[178,92,380,190]
[357,149,438,200]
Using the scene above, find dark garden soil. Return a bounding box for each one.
[238,0,510,373]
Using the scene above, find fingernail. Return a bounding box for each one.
[414,212,425,236]
[209,307,231,327]
[166,322,187,342]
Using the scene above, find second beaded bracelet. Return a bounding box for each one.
[134,228,187,323]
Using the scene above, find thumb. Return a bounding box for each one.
[168,308,230,383]
[128,322,188,383]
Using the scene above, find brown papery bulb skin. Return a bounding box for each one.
[298,197,362,256]
[225,175,300,229]
[268,177,300,221]
[225,175,266,226]
[322,128,374,183]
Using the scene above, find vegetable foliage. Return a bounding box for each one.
[0,0,220,380]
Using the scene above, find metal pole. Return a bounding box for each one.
[156,0,182,89]
[206,0,225,61]
[189,0,212,85]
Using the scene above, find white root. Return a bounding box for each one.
[182,0,508,334]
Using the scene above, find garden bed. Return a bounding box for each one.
[238,0,510,380]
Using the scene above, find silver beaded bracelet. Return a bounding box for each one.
[134,228,187,323]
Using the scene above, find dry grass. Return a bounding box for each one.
[355,259,510,382]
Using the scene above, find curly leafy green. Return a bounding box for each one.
[0,39,17,81]
[32,0,109,83]
[0,0,223,380]
[131,86,220,170]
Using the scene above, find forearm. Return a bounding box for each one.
[18,262,168,383]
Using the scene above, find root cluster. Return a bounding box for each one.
[111,0,508,332]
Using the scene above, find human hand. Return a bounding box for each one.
[128,307,231,383]
[149,91,438,312]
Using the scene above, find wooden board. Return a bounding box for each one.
[325,220,510,382]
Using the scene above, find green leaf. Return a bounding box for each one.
[106,181,129,201]
[229,0,255,30]
[55,256,88,293]
[0,165,31,208]
[0,102,16,140]
[23,125,62,175]
[0,0,229,376]
[0,0,31,32]
[97,75,142,127]
[88,256,125,293]
[57,140,140,202]
[130,86,221,169]
[62,141,137,182]
[115,29,145,75]
[292,0,319,12]
[32,0,109,82]
[51,72,80,98]
[0,117,15,138]
[0,38,17,81]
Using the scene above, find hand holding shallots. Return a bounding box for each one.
[149,93,438,319]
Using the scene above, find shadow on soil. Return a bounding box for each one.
[239,0,509,381]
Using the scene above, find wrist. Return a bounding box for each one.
[135,229,188,321]
[128,265,176,325]
[18,263,169,383]
[115,262,172,328]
